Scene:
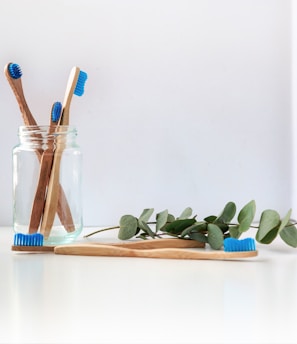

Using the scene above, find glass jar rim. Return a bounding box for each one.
[18,125,77,135]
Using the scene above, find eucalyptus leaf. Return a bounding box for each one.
[277,209,292,234]
[189,232,208,243]
[279,223,297,248]
[156,209,168,232]
[204,215,217,223]
[216,223,229,233]
[164,218,196,235]
[256,209,280,244]
[237,200,256,232]
[207,223,224,250]
[215,202,236,224]
[229,225,241,238]
[257,227,279,244]
[137,233,149,240]
[118,215,138,240]
[139,208,154,223]
[180,222,207,238]
[178,207,193,219]
[138,220,155,238]
[167,214,175,223]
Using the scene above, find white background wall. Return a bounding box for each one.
[0,0,293,227]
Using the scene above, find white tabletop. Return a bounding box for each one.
[0,227,297,344]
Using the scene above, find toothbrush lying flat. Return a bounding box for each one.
[11,233,257,260]
[12,234,205,252]
[28,102,62,233]
[54,238,258,260]
[4,63,74,233]
[40,67,87,239]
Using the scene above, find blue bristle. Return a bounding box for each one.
[224,237,256,252]
[8,63,22,79]
[74,70,88,96]
[51,102,62,123]
[13,233,44,246]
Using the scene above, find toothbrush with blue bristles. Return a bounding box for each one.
[28,102,63,233]
[40,67,88,239]
[4,62,75,234]
[60,66,87,125]
[4,62,37,126]
[54,237,258,259]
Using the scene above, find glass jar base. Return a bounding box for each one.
[13,224,83,246]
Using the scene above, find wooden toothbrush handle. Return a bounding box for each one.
[54,245,258,259]
[107,238,205,249]
[29,149,54,233]
[40,145,66,239]
[30,145,75,234]
[5,66,74,233]
[31,147,74,234]
[12,238,205,252]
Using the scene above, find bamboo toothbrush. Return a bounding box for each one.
[4,62,75,233]
[28,102,62,233]
[60,66,87,125]
[40,67,88,239]
[12,234,205,252]
[4,63,37,126]
[54,238,258,260]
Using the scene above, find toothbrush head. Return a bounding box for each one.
[14,233,44,246]
[51,101,62,123]
[74,70,88,96]
[223,237,256,252]
[8,63,22,79]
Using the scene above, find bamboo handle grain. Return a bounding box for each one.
[54,245,258,260]
[4,65,74,233]
[12,238,204,252]
[40,147,65,238]
[39,68,81,237]
[111,238,205,249]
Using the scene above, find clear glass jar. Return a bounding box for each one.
[13,125,83,245]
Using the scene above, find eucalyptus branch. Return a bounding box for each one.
[84,201,297,250]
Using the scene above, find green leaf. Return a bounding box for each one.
[138,220,155,238]
[178,207,193,219]
[277,209,292,234]
[137,233,149,240]
[207,224,224,250]
[139,208,154,223]
[237,200,256,232]
[256,209,280,244]
[156,209,168,232]
[180,222,207,238]
[167,214,175,223]
[118,215,138,240]
[216,223,229,233]
[280,223,297,248]
[204,215,217,223]
[215,202,236,224]
[189,232,208,243]
[229,225,241,238]
[164,218,196,235]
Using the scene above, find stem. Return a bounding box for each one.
[84,226,120,238]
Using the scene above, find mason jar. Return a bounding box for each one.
[13,125,83,245]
